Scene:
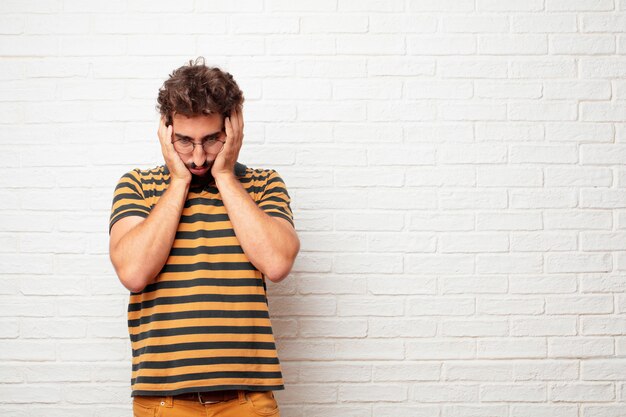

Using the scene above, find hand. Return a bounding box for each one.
[212,106,243,179]
[157,115,191,184]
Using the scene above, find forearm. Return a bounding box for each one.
[215,173,299,282]
[113,179,190,291]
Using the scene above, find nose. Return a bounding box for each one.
[192,143,206,167]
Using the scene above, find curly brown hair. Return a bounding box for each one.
[156,57,244,125]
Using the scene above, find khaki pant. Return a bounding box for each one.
[132,391,280,417]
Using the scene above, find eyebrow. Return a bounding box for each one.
[174,131,221,141]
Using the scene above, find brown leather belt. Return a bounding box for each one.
[173,390,241,404]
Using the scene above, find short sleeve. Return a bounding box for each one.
[109,169,151,234]
[258,169,294,227]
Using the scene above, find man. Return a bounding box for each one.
[108,57,299,417]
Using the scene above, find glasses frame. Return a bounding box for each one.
[171,137,226,155]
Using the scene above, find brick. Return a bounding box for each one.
[267,0,336,12]
[509,102,577,121]
[407,167,475,187]
[407,297,475,315]
[369,101,436,121]
[408,0,474,12]
[412,384,479,402]
[406,80,473,99]
[407,339,475,359]
[373,363,440,381]
[476,254,543,274]
[298,275,366,295]
[546,253,612,273]
[270,296,336,317]
[406,254,475,274]
[446,361,514,381]
[510,59,577,78]
[581,359,626,380]
[369,189,438,210]
[481,384,545,402]
[439,58,508,78]
[0,341,55,360]
[268,34,338,56]
[511,404,578,417]
[408,35,477,55]
[301,14,368,33]
[546,0,614,11]
[477,338,546,359]
[544,80,611,99]
[298,363,371,382]
[582,14,626,32]
[549,383,614,402]
[581,58,626,78]
[475,81,542,99]
[335,79,402,99]
[297,58,366,78]
[582,317,626,335]
[338,297,404,316]
[337,35,405,55]
[545,167,612,187]
[439,233,508,253]
[369,14,437,33]
[441,275,508,295]
[544,210,612,230]
[546,122,614,143]
[551,35,615,55]
[480,35,548,55]
[511,14,578,33]
[411,212,475,231]
[442,320,508,337]
[478,297,544,315]
[367,233,436,253]
[368,57,435,76]
[339,384,407,402]
[442,15,509,33]
[511,318,577,336]
[0,385,61,404]
[334,340,404,360]
[509,189,578,209]
[298,147,366,166]
[514,360,579,380]
[368,318,436,337]
[299,319,367,338]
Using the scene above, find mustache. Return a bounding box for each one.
[188,160,213,170]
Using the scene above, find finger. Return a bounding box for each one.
[224,116,233,140]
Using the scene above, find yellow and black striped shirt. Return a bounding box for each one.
[109,162,293,397]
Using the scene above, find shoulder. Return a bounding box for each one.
[241,167,285,185]
[117,165,168,189]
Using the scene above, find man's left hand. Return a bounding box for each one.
[212,106,244,179]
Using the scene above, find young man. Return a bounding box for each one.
[108,58,299,416]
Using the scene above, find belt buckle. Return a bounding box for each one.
[197,392,220,405]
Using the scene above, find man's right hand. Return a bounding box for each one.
[158,115,191,184]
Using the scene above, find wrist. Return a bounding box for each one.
[214,171,237,187]
[170,177,191,188]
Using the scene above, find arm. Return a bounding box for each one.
[109,178,190,293]
[215,172,300,283]
[108,116,193,293]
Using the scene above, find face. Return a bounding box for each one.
[171,112,225,181]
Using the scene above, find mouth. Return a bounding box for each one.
[189,166,209,175]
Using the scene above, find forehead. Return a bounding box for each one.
[172,113,223,136]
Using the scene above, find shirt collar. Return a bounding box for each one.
[162,162,248,179]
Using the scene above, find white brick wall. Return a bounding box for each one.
[1,1,625,416]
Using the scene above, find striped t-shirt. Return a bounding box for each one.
[109,162,293,397]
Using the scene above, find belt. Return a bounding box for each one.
[173,390,241,404]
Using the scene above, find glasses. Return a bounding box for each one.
[172,137,225,154]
